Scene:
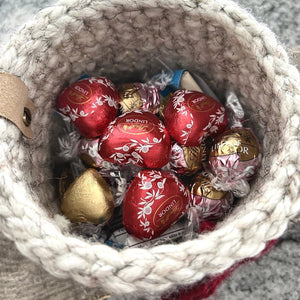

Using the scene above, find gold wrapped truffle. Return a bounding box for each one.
[61,168,114,224]
[190,173,234,221]
[169,142,206,175]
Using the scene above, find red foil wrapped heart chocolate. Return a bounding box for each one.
[99,110,171,169]
[169,142,206,175]
[164,90,228,146]
[118,83,160,114]
[123,170,190,240]
[209,128,260,182]
[57,77,120,139]
[190,173,234,221]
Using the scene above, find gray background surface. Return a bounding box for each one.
[0,0,299,299]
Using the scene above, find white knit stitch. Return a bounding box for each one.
[0,0,299,298]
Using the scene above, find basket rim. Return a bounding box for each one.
[0,0,299,296]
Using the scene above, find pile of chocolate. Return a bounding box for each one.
[56,70,260,247]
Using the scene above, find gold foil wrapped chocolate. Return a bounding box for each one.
[118,83,160,114]
[158,92,173,119]
[210,128,259,161]
[209,128,260,182]
[61,168,114,224]
[169,142,206,175]
[190,173,234,221]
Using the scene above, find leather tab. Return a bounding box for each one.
[0,73,35,138]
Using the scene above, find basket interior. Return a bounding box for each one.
[0,0,289,241]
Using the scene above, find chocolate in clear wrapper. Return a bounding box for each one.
[209,128,260,182]
[118,83,160,114]
[169,142,206,175]
[190,173,234,223]
[107,221,187,249]
[225,91,245,128]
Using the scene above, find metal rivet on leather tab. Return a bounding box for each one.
[23,107,32,127]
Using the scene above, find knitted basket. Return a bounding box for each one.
[0,0,299,298]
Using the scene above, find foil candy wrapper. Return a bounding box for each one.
[150,69,220,119]
[112,221,187,248]
[185,173,234,235]
[78,137,105,169]
[99,110,171,169]
[209,127,261,197]
[169,142,206,175]
[122,170,191,240]
[164,90,228,146]
[118,83,160,114]
[61,168,115,224]
[57,77,120,139]
[190,173,234,221]
[225,91,245,128]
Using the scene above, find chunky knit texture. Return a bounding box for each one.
[0,0,299,298]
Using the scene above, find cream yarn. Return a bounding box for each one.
[0,0,299,298]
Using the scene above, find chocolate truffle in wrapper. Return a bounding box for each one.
[118,83,160,114]
[57,77,120,139]
[190,173,234,221]
[61,169,114,224]
[123,170,190,240]
[209,128,260,182]
[164,90,228,146]
[169,142,206,175]
[99,110,171,169]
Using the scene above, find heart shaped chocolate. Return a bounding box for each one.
[57,77,120,139]
[164,90,228,146]
[122,170,190,240]
[99,110,171,169]
[61,168,114,224]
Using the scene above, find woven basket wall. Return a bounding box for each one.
[0,0,299,298]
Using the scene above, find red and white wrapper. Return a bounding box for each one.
[99,110,171,169]
[122,170,191,240]
[57,77,120,139]
[164,90,228,146]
